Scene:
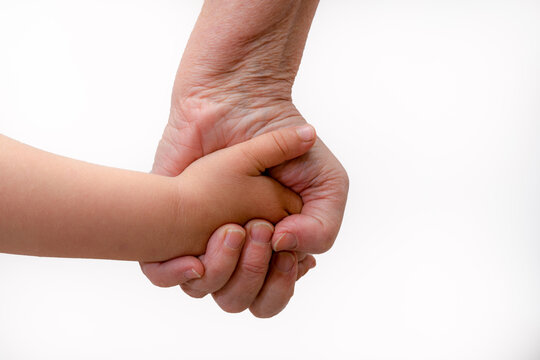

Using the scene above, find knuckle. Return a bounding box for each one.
[320,237,336,253]
[332,163,350,195]
[270,132,290,158]
[197,275,227,294]
[250,308,275,319]
[241,147,266,172]
[180,285,207,299]
[214,296,249,314]
[150,279,171,288]
[250,294,291,318]
[340,169,350,194]
[218,303,247,314]
[141,268,172,288]
[312,234,335,254]
[310,217,338,254]
[189,292,207,299]
[239,261,269,279]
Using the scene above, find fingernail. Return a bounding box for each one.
[250,222,274,244]
[184,269,201,280]
[296,125,315,141]
[224,229,245,250]
[273,232,298,252]
[274,252,295,273]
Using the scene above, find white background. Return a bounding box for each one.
[1,1,539,359]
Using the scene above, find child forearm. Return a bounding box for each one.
[0,125,314,262]
[0,135,183,262]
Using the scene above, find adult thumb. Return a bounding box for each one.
[235,125,316,173]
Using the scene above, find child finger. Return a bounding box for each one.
[235,125,316,174]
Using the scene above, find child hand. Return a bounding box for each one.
[0,125,313,262]
[172,124,316,256]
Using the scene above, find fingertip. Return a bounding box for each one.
[282,187,303,216]
[183,268,203,281]
[223,228,246,250]
[239,125,316,172]
[273,251,297,273]
[245,219,274,244]
[272,232,298,252]
[178,260,205,285]
[295,124,316,142]
[207,223,245,255]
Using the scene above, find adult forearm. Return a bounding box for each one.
[174,0,319,105]
[0,135,181,261]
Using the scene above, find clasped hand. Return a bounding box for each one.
[140,0,349,318]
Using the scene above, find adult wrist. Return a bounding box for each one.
[171,0,319,109]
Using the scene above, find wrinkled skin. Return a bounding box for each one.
[141,96,348,317]
[140,0,348,318]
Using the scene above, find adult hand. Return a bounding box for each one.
[142,220,316,317]
[141,0,348,317]
[142,99,347,317]
[154,98,348,254]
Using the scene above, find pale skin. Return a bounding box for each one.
[141,0,349,317]
[0,126,316,261]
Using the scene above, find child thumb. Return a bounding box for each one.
[238,125,316,172]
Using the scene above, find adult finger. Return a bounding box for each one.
[249,252,316,318]
[212,220,274,313]
[249,251,298,318]
[139,223,243,288]
[140,256,204,288]
[270,140,349,254]
[180,224,246,298]
[295,251,315,279]
[297,254,316,281]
